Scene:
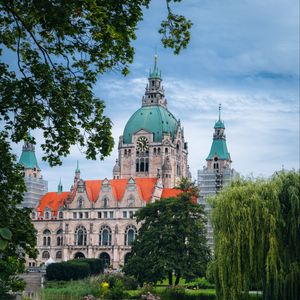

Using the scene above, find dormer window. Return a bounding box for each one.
[58,210,63,219]
[44,208,51,220]
[102,197,108,208]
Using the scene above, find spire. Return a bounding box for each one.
[75,160,80,173]
[149,54,161,78]
[58,178,63,194]
[206,105,230,161]
[214,104,225,129]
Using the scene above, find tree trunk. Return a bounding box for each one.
[168,271,173,286]
[175,273,181,286]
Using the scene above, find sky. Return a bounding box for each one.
[12,0,300,192]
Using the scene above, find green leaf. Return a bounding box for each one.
[0,238,8,250]
[0,227,12,240]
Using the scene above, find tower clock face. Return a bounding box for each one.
[136,136,149,152]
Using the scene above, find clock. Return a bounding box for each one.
[136,136,149,152]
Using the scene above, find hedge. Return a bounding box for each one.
[46,258,104,281]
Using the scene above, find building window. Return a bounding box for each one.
[44,209,51,219]
[73,212,77,219]
[42,251,50,259]
[102,197,108,208]
[129,211,134,218]
[43,229,51,246]
[58,210,63,219]
[79,212,83,219]
[127,196,135,207]
[99,252,110,268]
[99,225,112,246]
[98,212,102,218]
[136,158,149,173]
[123,211,127,218]
[85,212,88,218]
[109,211,113,219]
[165,147,168,154]
[103,211,108,218]
[213,163,219,170]
[78,197,83,208]
[56,251,62,259]
[125,225,137,246]
[56,229,63,246]
[32,211,37,219]
[75,226,87,246]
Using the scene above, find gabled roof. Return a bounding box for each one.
[37,192,69,217]
[86,180,102,202]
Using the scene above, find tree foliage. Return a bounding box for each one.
[123,180,211,286]
[212,171,300,300]
[0,132,37,295]
[0,0,192,293]
[0,0,192,166]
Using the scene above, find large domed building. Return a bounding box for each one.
[25,57,190,269]
[113,56,190,187]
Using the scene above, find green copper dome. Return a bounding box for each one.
[123,105,178,144]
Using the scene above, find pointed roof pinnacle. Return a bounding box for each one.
[149,54,161,78]
[214,104,225,129]
[75,160,80,173]
[58,178,63,194]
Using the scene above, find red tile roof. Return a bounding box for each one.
[37,192,69,217]
[161,188,182,199]
[36,178,188,217]
[86,180,102,202]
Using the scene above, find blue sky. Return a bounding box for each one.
[13,0,299,191]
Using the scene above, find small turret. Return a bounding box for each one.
[58,179,63,194]
[113,159,120,179]
[206,105,232,171]
[162,156,172,188]
[74,160,80,183]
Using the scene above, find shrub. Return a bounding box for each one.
[99,273,138,290]
[70,258,104,275]
[107,279,127,300]
[46,261,91,281]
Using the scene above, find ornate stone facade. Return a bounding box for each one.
[113,56,190,188]
[26,58,188,268]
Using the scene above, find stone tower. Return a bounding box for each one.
[114,56,189,188]
[18,134,48,208]
[197,105,237,249]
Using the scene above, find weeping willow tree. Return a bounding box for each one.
[211,171,300,300]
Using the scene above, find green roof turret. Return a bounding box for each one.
[214,104,225,129]
[206,105,231,161]
[18,133,40,170]
[75,160,80,173]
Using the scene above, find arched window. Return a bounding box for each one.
[56,229,63,246]
[153,148,157,155]
[78,197,83,208]
[125,225,137,246]
[58,210,63,219]
[99,252,110,268]
[44,208,51,219]
[42,251,50,259]
[102,197,108,208]
[176,143,180,153]
[75,226,87,246]
[56,251,62,259]
[99,225,112,246]
[43,229,51,246]
[165,147,168,154]
[124,252,132,264]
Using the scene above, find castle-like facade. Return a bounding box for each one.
[26,58,190,268]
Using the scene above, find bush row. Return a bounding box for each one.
[46,258,104,281]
